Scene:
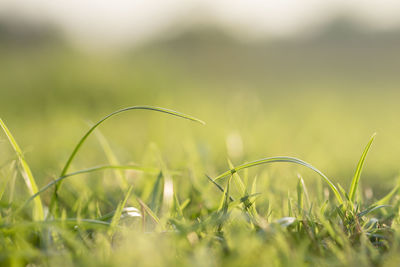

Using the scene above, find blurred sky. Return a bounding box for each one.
[1,0,400,48]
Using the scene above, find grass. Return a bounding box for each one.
[2,30,400,266]
[1,106,400,266]
[0,119,44,221]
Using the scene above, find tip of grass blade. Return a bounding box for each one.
[348,133,376,203]
[141,106,206,125]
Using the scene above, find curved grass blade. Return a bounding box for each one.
[18,164,157,214]
[348,133,376,203]
[0,118,44,220]
[57,106,205,191]
[213,156,343,204]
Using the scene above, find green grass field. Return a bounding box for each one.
[2,28,400,266]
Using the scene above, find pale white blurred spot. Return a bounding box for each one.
[226,131,243,159]
[276,217,296,227]
[121,207,141,218]
[43,206,49,219]
[164,178,174,205]
[324,188,330,200]
[365,187,373,200]
[186,231,199,245]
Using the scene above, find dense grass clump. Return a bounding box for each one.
[1,106,400,267]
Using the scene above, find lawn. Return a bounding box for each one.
[1,30,400,266]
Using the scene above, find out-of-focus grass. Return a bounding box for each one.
[2,26,400,266]
[1,30,400,194]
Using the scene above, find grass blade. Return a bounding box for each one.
[109,186,133,233]
[297,177,304,214]
[18,164,157,215]
[249,176,259,216]
[0,118,44,220]
[205,174,235,202]
[137,198,163,230]
[357,205,391,217]
[171,191,185,220]
[348,133,376,203]
[148,172,164,215]
[374,183,399,206]
[213,156,343,204]
[217,175,232,214]
[58,106,205,191]
[227,159,247,198]
[297,174,310,211]
[95,130,129,188]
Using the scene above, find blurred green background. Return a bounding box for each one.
[1,14,400,200]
